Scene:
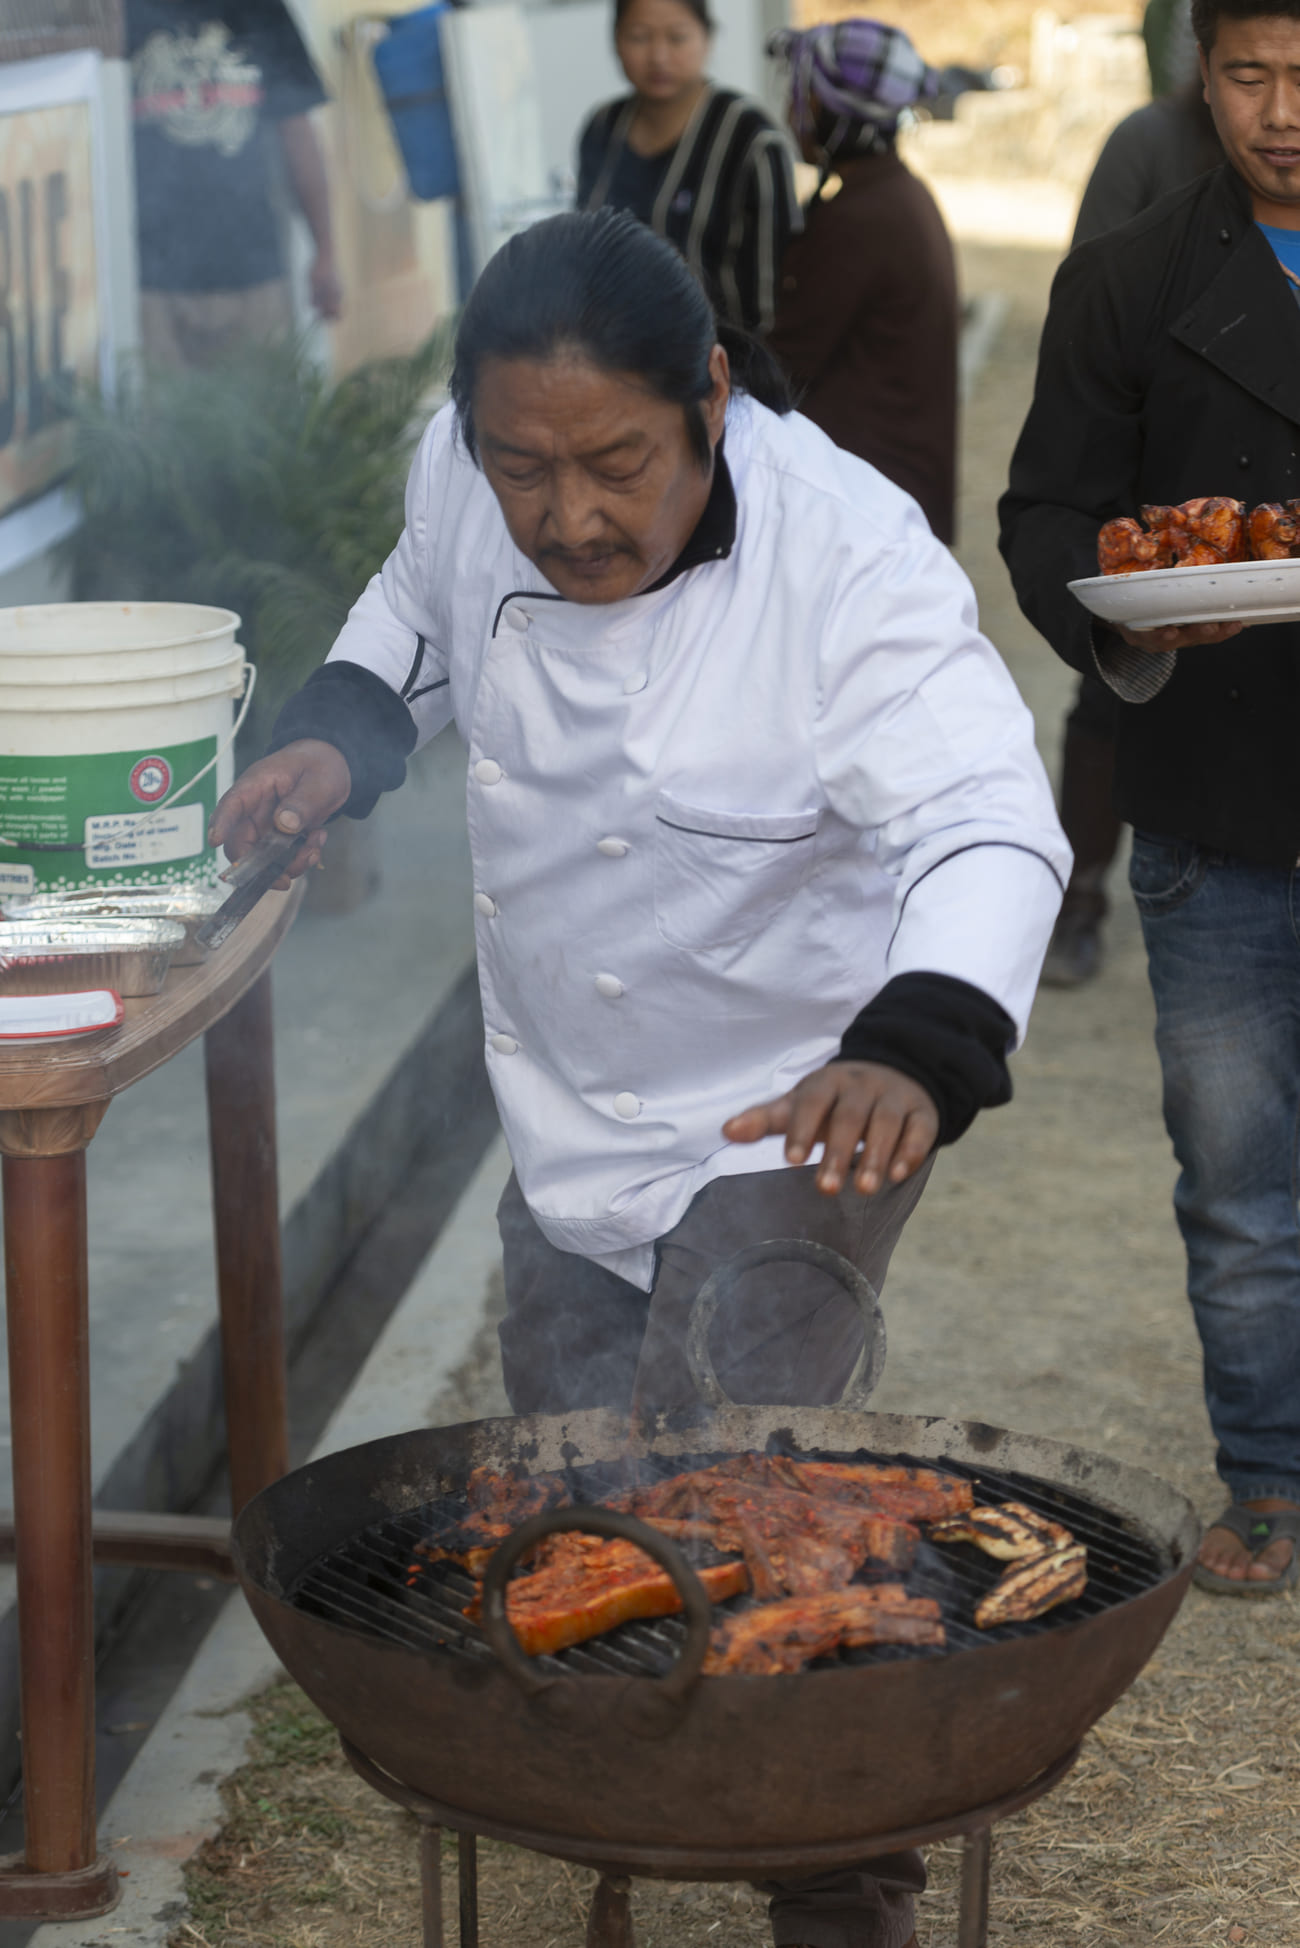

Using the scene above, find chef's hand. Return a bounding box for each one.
[1114,619,1244,653]
[209,740,352,887]
[722,1061,939,1196]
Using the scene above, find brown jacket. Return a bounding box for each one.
[768,150,958,543]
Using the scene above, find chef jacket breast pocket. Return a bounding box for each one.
[653,793,821,952]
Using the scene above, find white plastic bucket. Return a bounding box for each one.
[0,603,249,900]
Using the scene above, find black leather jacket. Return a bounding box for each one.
[999,165,1300,865]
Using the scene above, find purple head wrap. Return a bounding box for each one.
[768,19,939,142]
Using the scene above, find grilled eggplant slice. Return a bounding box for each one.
[928,1501,1072,1561]
[973,1542,1088,1628]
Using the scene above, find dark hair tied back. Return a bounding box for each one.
[614,0,715,32]
[450,210,790,469]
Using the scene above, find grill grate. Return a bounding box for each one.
[289,1446,1171,1678]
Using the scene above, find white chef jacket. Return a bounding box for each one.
[328,394,1070,1287]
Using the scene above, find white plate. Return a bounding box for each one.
[0,989,124,1043]
[1068,556,1300,629]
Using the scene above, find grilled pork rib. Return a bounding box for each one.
[974,1543,1088,1628]
[714,1453,975,1521]
[463,1533,749,1655]
[618,1473,918,1593]
[704,1587,945,1675]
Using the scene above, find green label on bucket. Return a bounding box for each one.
[0,736,220,895]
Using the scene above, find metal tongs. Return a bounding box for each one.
[194,830,303,952]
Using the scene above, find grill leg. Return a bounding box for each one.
[587,1873,634,1948]
[957,1826,992,1948]
[458,1831,479,1948]
[419,1824,443,1948]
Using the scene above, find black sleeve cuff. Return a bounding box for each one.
[835,971,1015,1147]
[267,662,418,820]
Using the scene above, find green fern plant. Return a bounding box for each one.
[64,327,454,755]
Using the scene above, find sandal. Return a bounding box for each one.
[1192,1503,1300,1597]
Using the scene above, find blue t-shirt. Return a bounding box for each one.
[1257,221,1300,300]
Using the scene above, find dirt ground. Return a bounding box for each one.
[175,241,1300,1948]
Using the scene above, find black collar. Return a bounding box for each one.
[643,449,737,593]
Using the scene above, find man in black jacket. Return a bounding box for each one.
[999,0,1300,1596]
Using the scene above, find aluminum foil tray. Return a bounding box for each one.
[0,919,186,998]
[1,887,223,966]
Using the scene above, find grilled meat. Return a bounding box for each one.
[463,1532,749,1656]
[1097,516,1171,574]
[1248,500,1300,559]
[927,1501,1072,1562]
[714,1453,974,1522]
[412,1465,572,1578]
[973,1543,1088,1629]
[1099,497,1248,574]
[618,1473,918,1593]
[465,1464,570,1524]
[416,1455,1085,1663]
[704,1586,945,1676]
[1150,496,1247,562]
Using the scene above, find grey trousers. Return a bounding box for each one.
[495,1159,933,1948]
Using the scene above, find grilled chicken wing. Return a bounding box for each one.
[1099,497,1246,575]
[1180,495,1247,559]
[928,1501,1072,1561]
[1097,516,1168,575]
[973,1542,1088,1628]
[704,1586,944,1676]
[1248,500,1300,559]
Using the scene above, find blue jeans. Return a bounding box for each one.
[1130,833,1300,1504]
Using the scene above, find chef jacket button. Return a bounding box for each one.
[474,758,503,785]
[597,837,630,857]
[1219,227,1231,243]
[490,1033,518,1054]
[1229,687,1241,701]
[1238,454,1251,468]
[613,1091,641,1120]
[595,972,625,998]
[623,671,648,694]
[503,606,528,632]
[473,892,498,918]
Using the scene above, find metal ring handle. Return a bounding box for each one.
[685,1237,886,1412]
[479,1505,714,1708]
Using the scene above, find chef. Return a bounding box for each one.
[213,208,1066,1948]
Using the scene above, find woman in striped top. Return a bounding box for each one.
[577,0,799,333]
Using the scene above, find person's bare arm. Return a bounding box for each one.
[278,113,343,320]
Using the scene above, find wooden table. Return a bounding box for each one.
[0,883,302,1919]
